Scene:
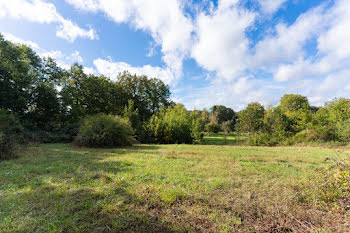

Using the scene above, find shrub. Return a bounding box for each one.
[248,133,278,146]
[334,119,350,142]
[191,118,204,143]
[205,122,221,134]
[290,126,337,145]
[75,114,133,147]
[296,157,350,208]
[0,110,23,160]
[146,104,197,144]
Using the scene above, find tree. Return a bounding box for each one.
[0,34,42,116]
[60,63,87,123]
[146,104,196,144]
[326,98,350,123]
[279,94,312,132]
[27,83,61,131]
[117,72,172,121]
[210,105,236,124]
[279,94,309,112]
[325,98,350,142]
[123,100,142,140]
[237,102,265,134]
[263,106,291,137]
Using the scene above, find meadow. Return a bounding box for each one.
[1,143,349,232]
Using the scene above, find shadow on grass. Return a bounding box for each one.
[0,144,189,232]
[1,183,182,232]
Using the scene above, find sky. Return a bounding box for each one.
[1,0,350,111]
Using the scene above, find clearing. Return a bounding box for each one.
[0,144,349,232]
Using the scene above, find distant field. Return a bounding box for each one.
[202,133,247,145]
[203,135,236,144]
[1,144,349,232]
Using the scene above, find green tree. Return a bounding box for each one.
[210,105,236,124]
[279,94,312,132]
[0,34,41,116]
[325,98,350,142]
[123,100,142,140]
[237,102,265,134]
[147,104,195,144]
[27,83,61,131]
[264,106,291,137]
[117,72,172,121]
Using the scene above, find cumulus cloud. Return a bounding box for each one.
[5,0,350,109]
[191,0,255,80]
[93,58,175,85]
[0,0,97,42]
[257,0,288,14]
[2,32,40,50]
[41,50,84,69]
[3,32,85,69]
[66,0,192,83]
[59,0,350,108]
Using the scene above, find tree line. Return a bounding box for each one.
[1,33,350,158]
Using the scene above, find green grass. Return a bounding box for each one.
[202,133,248,145]
[202,134,238,145]
[1,144,349,232]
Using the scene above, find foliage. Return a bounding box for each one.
[263,106,291,137]
[279,94,309,112]
[221,120,234,133]
[117,72,173,121]
[297,156,350,209]
[0,35,172,145]
[146,104,197,144]
[123,100,143,141]
[75,114,133,147]
[3,34,350,147]
[236,102,265,134]
[0,110,23,159]
[210,105,236,128]
[205,122,221,134]
[248,133,278,146]
[191,118,204,143]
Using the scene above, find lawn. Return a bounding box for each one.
[0,144,349,232]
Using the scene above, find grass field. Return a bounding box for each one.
[202,135,236,145]
[1,144,349,232]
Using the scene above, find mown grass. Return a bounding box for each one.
[1,144,349,232]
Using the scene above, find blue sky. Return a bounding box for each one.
[1,0,350,110]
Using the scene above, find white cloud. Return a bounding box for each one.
[93,58,175,84]
[66,0,192,83]
[177,77,280,111]
[3,32,84,69]
[63,0,350,108]
[191,0,255,80]
[5,0,350,109]
[41,50,84,69]
[257,0,288,14]
[253,5,326,68]
[0,0,97,42]
[2,32,40,50]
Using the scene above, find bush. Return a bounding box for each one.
[146,104,197,144]
[205,122,221,134]
[334,119,350,142]
[0,110,23,160]
[191,118,204,143]
[296,157,350,207]
[290,127,337,145]
[75,114,133,147]
[248,133,278,146]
